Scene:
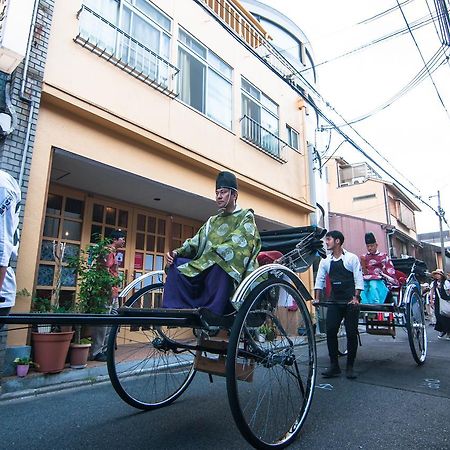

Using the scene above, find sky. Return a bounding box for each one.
[260,0,450,235]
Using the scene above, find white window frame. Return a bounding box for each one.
[286,125,300,151]
[120,0,172,61]
[241,77,279,133]
[177,28,233,130]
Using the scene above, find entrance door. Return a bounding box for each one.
[132,210,168,308]
[85,199,132,291]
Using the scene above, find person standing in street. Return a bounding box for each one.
[430,269,450,340]
[314,230,364,379]
[0,170,21,385]
[89,230,125,362]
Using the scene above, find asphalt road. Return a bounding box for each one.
[1,328,449,450]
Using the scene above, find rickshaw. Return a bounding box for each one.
[2,226,326,449]
[317,258,427,365]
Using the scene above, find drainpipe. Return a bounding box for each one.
[307,143,317,225]
[18,0,39,188]
[382,184,394,257]
[386,227,395,258]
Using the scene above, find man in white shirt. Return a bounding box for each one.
[314,230,364,379]
[0,170,21,382]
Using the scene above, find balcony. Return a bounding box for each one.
[240,115,287,163]
[74,5,179,98]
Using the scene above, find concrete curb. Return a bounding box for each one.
[1,333,329,402]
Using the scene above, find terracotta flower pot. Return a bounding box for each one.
[32,331,74,374]
[69,343,91,369]
[16,364,30,377]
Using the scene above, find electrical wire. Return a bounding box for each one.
[359,0,415,24]
[322,139,347,166]
[426,0,445,43]
[193,0,446,219]
[300,11,440,73]
[323,45,448,127]
[396,0,450,119]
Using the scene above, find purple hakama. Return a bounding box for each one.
[162,258,233,315]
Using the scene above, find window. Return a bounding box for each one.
[79,0,173,87]
[241,77,279,156]
[286,125,299,150]
[38,193,85,308]
[120,1,171,83]
[353,194,376,202]
[178,29,233,129]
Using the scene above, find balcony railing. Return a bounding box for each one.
[240,115,287,163]
[74,5,179,98]
[202,0,268,49]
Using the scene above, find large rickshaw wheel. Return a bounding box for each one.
[405,284,427,365]
[107,283,196,410]
[226,278,316,449]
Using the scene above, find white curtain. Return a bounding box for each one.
[82,0,118,54]
[178,48,192,105]
[207,69,232,129]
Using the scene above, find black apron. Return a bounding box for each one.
[329,259,355,303]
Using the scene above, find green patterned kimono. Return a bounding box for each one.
[175,208,261,286]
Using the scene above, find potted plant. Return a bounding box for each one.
[69,337,92,369]
[31,242,76,373]
[13,357,38,377]
[66,237,119,362]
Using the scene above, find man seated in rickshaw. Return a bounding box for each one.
[360,232,398,304]
[163,171,261,315]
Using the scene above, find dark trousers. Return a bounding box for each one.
[326,303,359,367]
[163,258,232,316]
[0,307,11,381]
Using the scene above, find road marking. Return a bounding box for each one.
[316,383,333,391]
[422,378,440,390]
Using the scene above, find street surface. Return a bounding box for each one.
[1,329,449,449]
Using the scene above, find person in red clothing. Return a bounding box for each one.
[90,230,125,362]
[360,232,397,304]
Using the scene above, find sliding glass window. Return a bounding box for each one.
[178,29,233,129]
[241,77,279,156]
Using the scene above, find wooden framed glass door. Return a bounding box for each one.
[85,199,132,292]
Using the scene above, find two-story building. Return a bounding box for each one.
[325,157,421,258]
[0,0,319,346]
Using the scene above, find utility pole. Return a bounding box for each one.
[437,191,447,273]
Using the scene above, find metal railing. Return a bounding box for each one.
[74,5,179,98]
[240,115,287,163]
[200,0,315,98]
[202,0,268,49]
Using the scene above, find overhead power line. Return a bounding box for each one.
[359,0,415,24]
[396,0,450,119]
[300,11,440,73]
[194,0,442,217]
[323,45,449,127]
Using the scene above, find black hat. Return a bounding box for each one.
[365,232,376,245]
[216,171,238,191]
[110,229,126,240]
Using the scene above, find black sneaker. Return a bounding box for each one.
[346,367,357,379]
[321,366,341,378]
[93,352,107,362]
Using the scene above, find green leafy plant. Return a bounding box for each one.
[67,237,119,314]
[13,357,38,368]
[31,296,52,313]
[79,337,92,345]
[259,323,277,341]
[67,237,120,344]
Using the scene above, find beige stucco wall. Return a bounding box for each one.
[43,0,311,205]
[326,160,387,223]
